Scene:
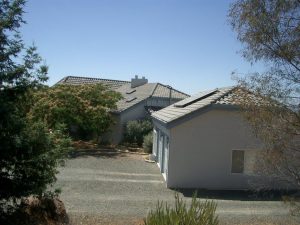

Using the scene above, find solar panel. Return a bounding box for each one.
[174,89,218,108]
[126,89,136,94]
[126,97,137,102]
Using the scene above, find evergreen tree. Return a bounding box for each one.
[0,0,71,209]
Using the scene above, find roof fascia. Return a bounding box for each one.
[114,99,147,114]
[154,104,240,129]
[166,104,213,129]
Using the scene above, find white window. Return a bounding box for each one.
[153,129,158,156]
[163,136,169,176]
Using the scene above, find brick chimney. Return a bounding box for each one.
[131,75,148,88]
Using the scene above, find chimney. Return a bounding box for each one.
[131,75,148,88]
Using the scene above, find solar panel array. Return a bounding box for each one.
[174,89,217,108]
[152,87,235,124]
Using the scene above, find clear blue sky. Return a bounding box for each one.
[21,0,263,95]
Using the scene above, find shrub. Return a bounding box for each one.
[29,83,122,140]
[124,120,153,146]
[143,131,153,153]
[144,193,219,225]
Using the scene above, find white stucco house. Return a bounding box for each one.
[56,75,189,144]
[151,87,267,190]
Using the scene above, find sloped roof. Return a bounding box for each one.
[151,83,189,100]
[55,76,190,113]
[216,87,263,105]
[56,76,130,89]
[152,86,246,124]
[115,83,190,112]
[115,83,157,112]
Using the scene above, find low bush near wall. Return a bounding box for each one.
[124,119,153,146]
[144,193,218,225]
[143,131,153,153]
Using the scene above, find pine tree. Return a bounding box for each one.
[0,0,71,210]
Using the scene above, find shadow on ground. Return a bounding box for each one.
[176,189,298,201]
[68,148,127,159]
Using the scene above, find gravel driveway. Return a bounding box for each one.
[55,148,299,225]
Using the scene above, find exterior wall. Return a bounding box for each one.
[107,101,149,144]
[120,101,149,123]
[107,97,185,145]
[167,108,263,190]
[152,122,170,182]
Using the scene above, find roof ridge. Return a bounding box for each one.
[150,83,159,97]
[212,86,237,104]
[61,75,130,83]
[54,76,69,85]
[156,82,190,97]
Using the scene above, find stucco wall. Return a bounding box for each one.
[167,107,263,189]
[107,101,149,144]
[107,97,185,144]
[120,100,149,123]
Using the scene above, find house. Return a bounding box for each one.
[56,75,189,144]
[151,86,267,190]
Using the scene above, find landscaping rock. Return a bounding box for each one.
[4,196,69,225]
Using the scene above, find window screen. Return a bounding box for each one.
[231,150,244,173]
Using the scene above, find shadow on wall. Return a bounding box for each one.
[175,189,298,201]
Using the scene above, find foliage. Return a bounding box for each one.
[143,131,153,153]
[28,84,122,140]
[0,0,71,210]
[1,122,71,202]
[229,0,300,190]
[229,0,300,74]
[144,193,218,225]
[124,119,153,146]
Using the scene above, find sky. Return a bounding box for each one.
[21,0,264,95]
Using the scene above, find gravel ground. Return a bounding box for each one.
[55,148,300,225]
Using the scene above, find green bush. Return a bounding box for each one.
[29,83,122,140]
[144,193,219,225]
[124,120,153,146]
[143,131,153,153]
[0,0,72,211]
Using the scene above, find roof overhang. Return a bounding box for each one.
[151,104,240,129]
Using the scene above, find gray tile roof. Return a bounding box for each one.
[152,86,239,124]
[152,83,189,100]
[114,83,157,112]
[55,76,190,113]
[56,76,130,89]
[114,82,190,112]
